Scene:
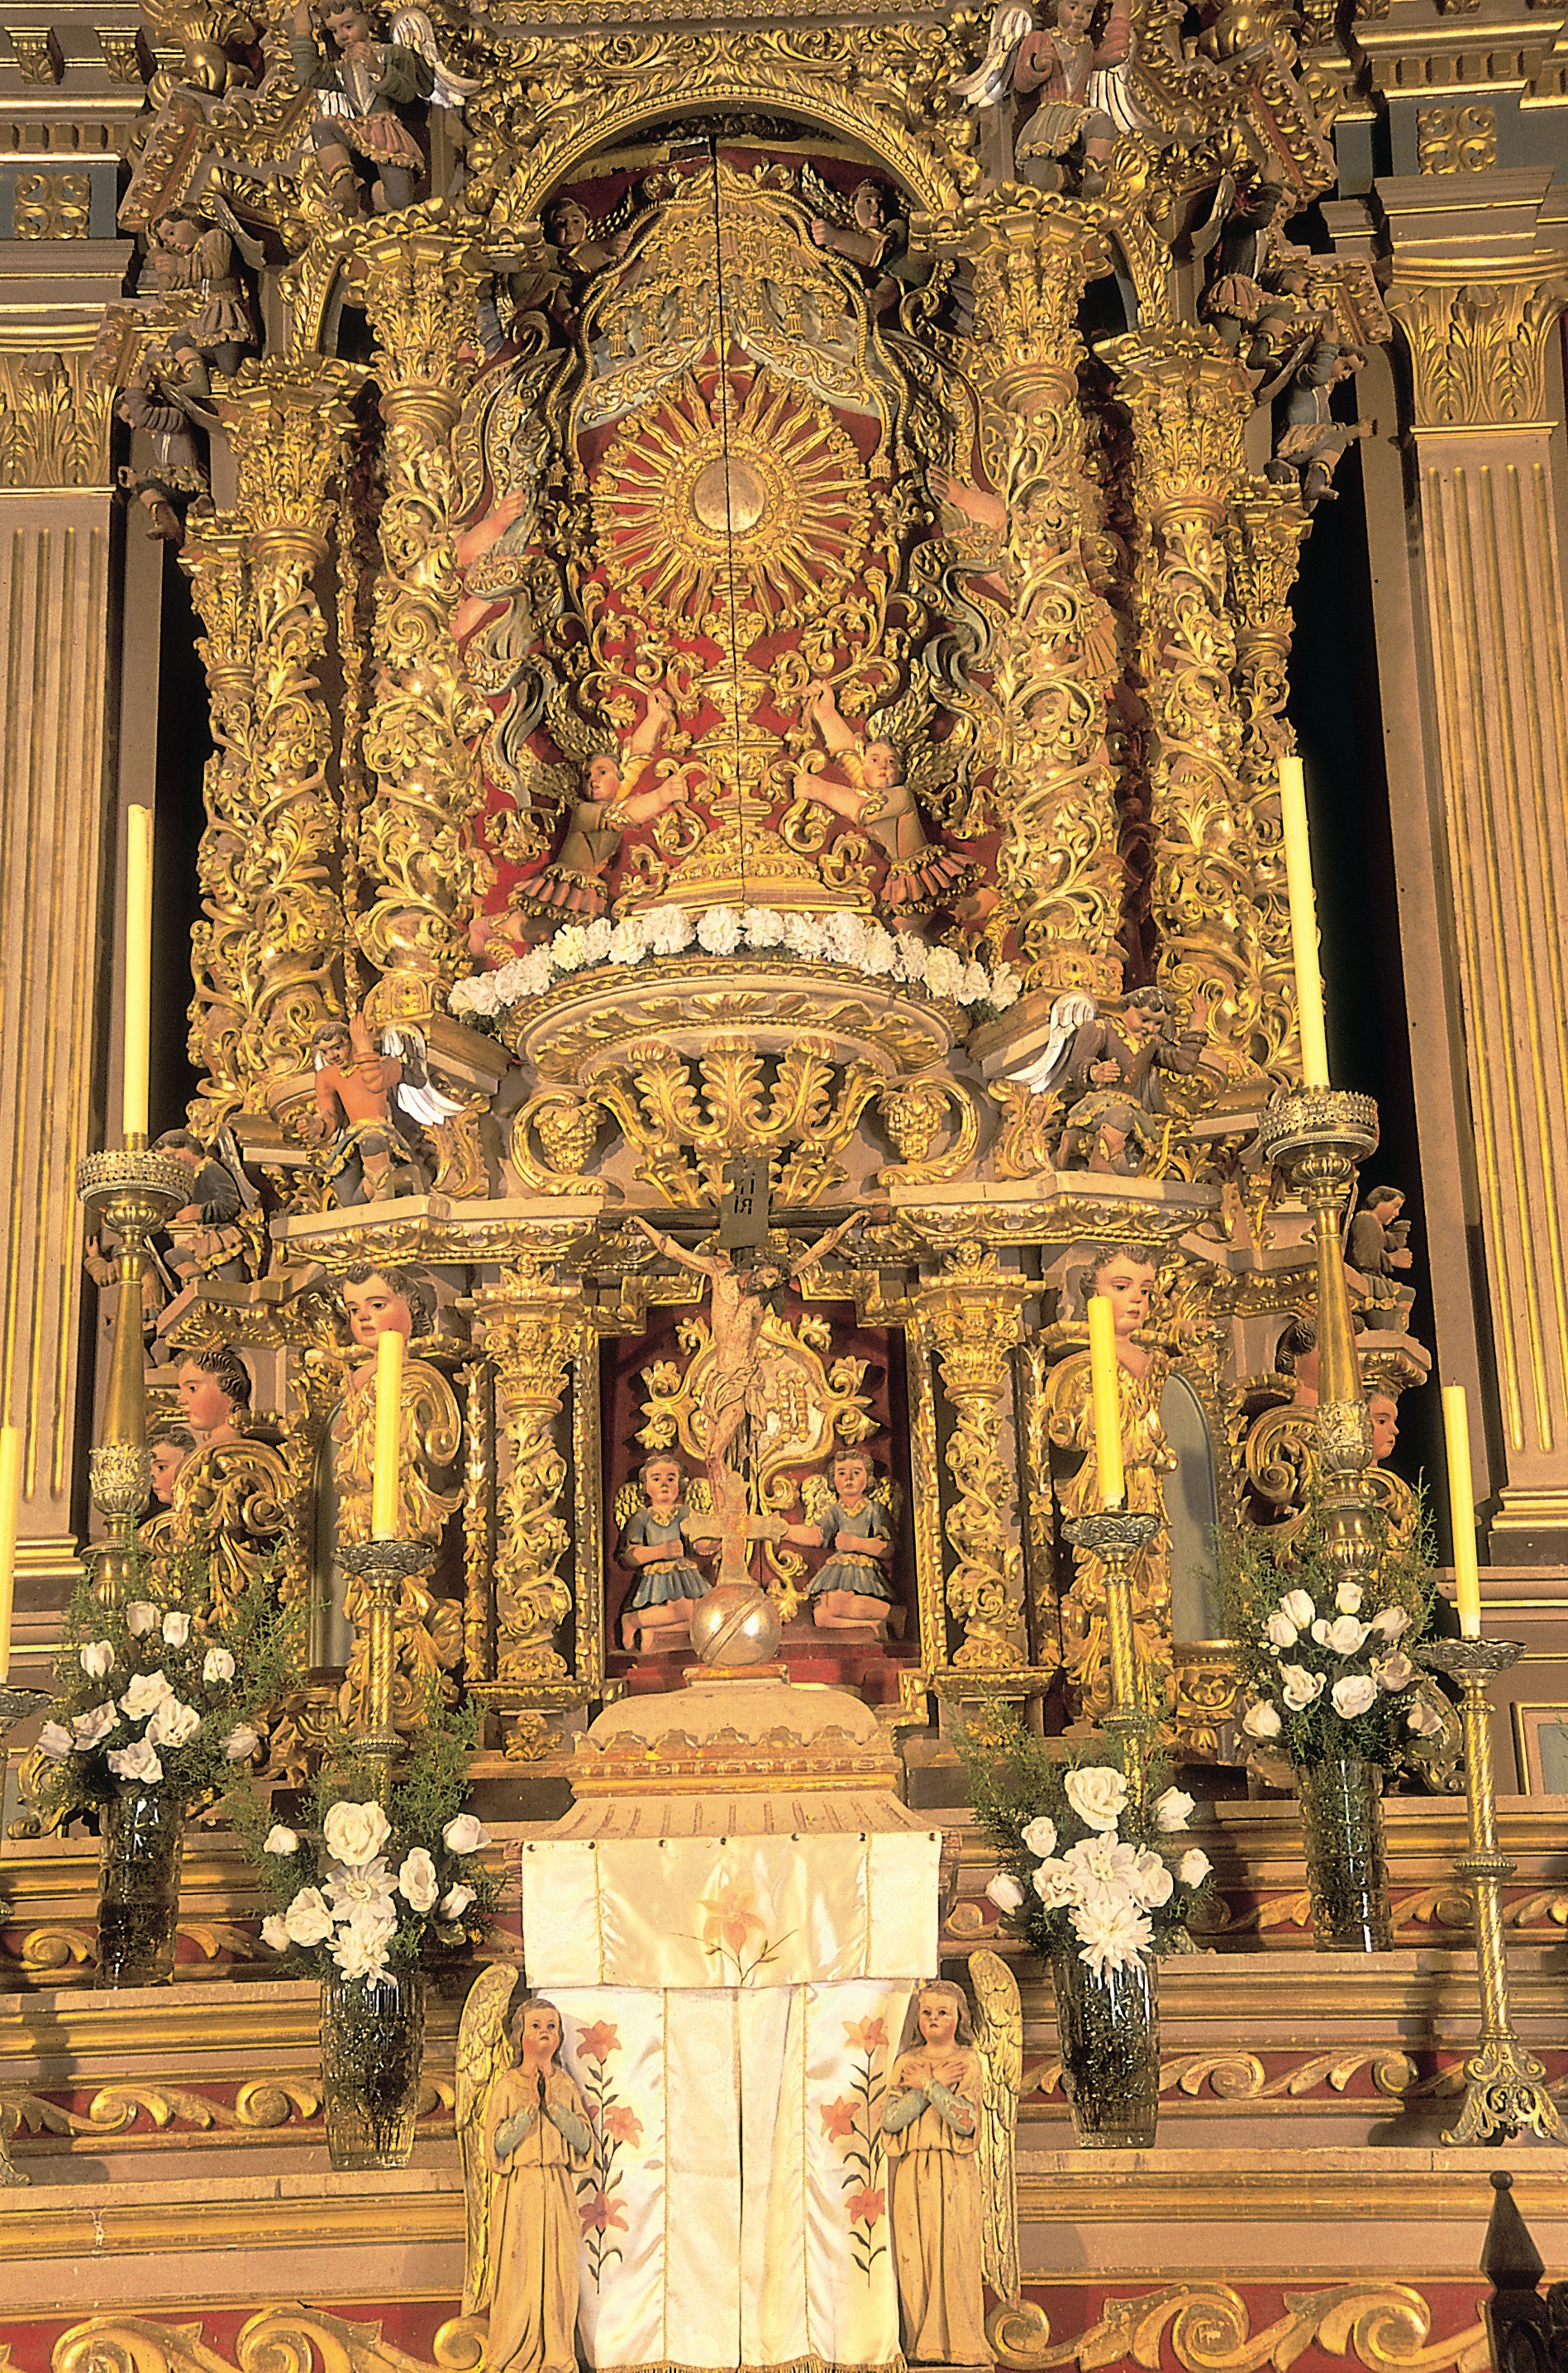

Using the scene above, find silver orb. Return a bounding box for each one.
[689,1584,782,1669]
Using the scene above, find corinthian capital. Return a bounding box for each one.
[220,357,365,553]
[1385,265,1568,431]
[1102,332,1253,518]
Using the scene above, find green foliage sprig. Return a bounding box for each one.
[1218,1491,1439,1772]
[230,1702,501,1980]
[37,1554,300,1819]
[960,1705,1210,1977]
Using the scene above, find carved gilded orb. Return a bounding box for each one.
[690,1583,783,1668]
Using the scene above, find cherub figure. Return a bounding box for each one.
[116,332,216,544]
[175,1345,253,1449]
[480,1998,593,2373]
[794,685,970,915]
[617,1452,712,1654]
[147,1421,196,1507]
[543,191,632,284]
[288,0,431,216]
[883,1980,987,2366]
[631,1217,860,1500]
[1199,182,1295,356]
[150,1126,256,1283]
[305,1013,463,1203]
[779,1444,898,1634]
[525,687,689,919]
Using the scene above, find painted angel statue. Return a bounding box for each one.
[458,1969,592,2373]
[883,1958,1022,2365]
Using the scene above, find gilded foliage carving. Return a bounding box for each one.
[912,1248,1029,1667]
[0,343,115,487]
[355,232,489,1017]
[475,1286,590,1688]
[1225,489,1308,1076]
[181,528,260,1129]
[1386,270,1568,430]
[222,360,362,1092]
[919,199,1125,996]
[1108,335,1262,1077]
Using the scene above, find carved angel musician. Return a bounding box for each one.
[147,207,257,375]
[794,685,970,914]
[457,1971,592,2373]
[288,1,475,215]
[883,1966,1022,2368]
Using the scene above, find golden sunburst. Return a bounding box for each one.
[590,370,872,633]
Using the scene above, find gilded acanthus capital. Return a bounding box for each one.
[1384,264,1568,432]
[927,194,1110,407]
[1101,332,1253,516]
[355,228,484,426]
[221,358,365,553]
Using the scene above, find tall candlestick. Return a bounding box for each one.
[0,1427,20,1683]
[1087,1295,1126,1509]
[371,1327,404,1541]
[1442,1382,1482,1638]
[122,805,154,1143]
[1279,756,1331,1091]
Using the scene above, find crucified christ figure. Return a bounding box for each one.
[631,1216,861,1502]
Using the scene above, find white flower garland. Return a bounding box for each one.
[450,905,1022,1024]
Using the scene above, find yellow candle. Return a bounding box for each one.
[1087,1295,1126,1509]
[1442,1382,1482,1638]
[0,1426,20,1683]
[123,805,154,1143]
[1279,756,1331,1091]
[371,1327,404,1542]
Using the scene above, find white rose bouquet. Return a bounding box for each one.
[36,1567,295,1821]
[236,1713,500,1983]
[1221,1497,1439,1771]
[963,1708,1210,1979]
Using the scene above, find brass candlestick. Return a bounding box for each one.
[339,1539,432,1784]
[1258,1087,1381,1592]
[77,1145,188,1607]
[1418,1636,1564,2146]
[1064,1507,1159,1799]
[0,1682,50,2187]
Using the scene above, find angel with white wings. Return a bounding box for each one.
[952,0,1151,185]
[883,1956,1022,2365]
[458,1970,593,2373]
[288,0,478,216]
[306,1010,466,1205]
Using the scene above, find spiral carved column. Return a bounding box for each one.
[1227,488,1310,1078]
[942,198,1125,996]
[474,1275,592,1697]
[1106,335,1261,1076]
[356,230,488,1029]
[221,360,362,1101]
[179,527,258,1133]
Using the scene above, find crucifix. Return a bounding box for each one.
[632,1164,859,1588]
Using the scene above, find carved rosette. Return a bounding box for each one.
[474,1278,591,1691]
[355,231,488,1024]
[221,360,363,1099]
[941,199,1125,996]
[180,527,259,1130]
[910,1249,1028,1668]
[1106,334,1261,1075]
[1226,489,1310,1075]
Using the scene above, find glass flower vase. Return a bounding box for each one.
[1298,1749,1393,1951]
[320,1966,427,2170]
[1051,1945,1161,2149]
[96,1784,184,1989]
